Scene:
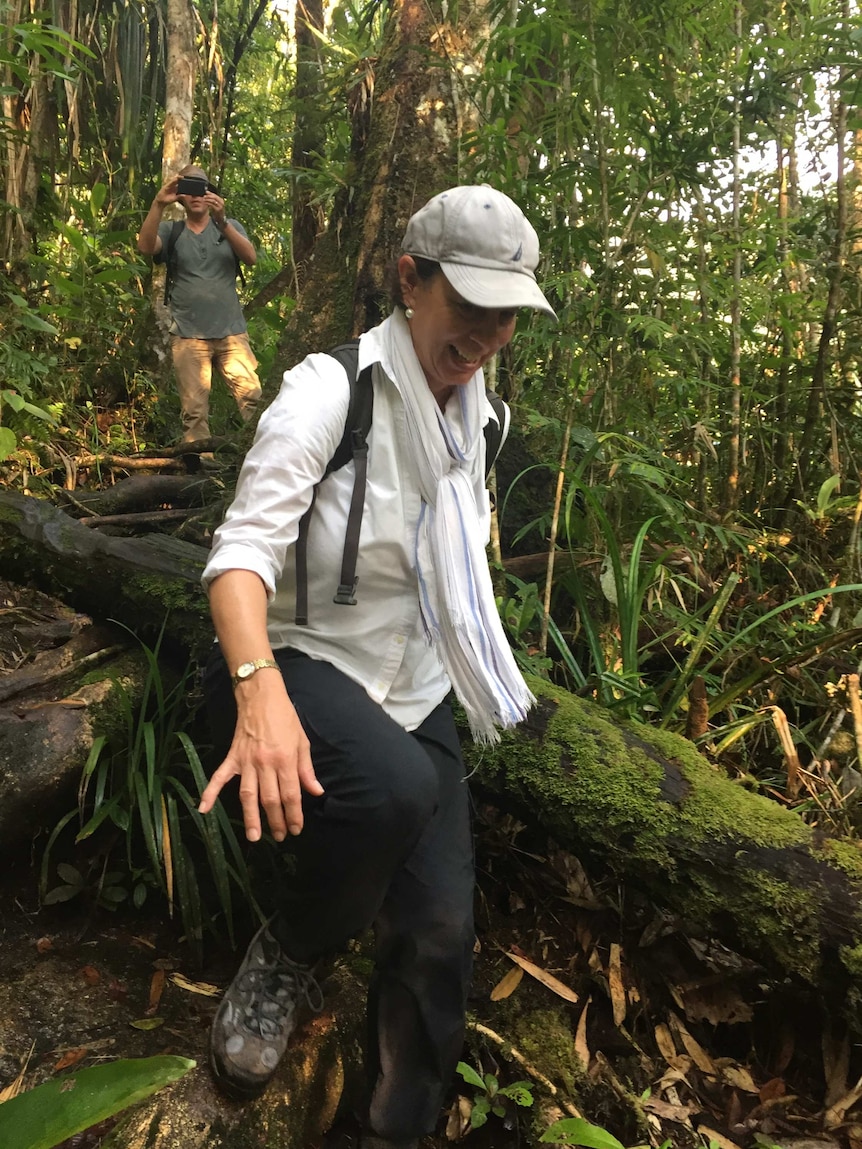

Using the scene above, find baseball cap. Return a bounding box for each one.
[401,185,557,320]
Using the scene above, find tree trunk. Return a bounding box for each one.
[150,0,197,339]
[290,0,327,288]
[269,0,491,384]
[1,0,57,276]
[0,490,210,657]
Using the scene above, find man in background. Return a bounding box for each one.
[137,164,261,444]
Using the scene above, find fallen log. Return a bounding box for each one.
[463,678,862,1014]
[0,490,210,656]
[4,490,862,1010]
[58,474,223,518]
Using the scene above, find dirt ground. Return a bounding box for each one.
[2,810,859,1149]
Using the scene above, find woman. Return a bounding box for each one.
[198,185,556,1149]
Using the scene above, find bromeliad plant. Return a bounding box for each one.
[41,624,259,959]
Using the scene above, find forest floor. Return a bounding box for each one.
[0,545,858,1149]
[0,812,856,1149]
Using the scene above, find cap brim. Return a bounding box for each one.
[440,261,557,321]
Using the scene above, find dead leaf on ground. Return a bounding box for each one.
[654,1022,678,1065]
[147,968,166,1015]
[0,1042,34,1102]
[53,1048,88,1072]
[677,981,753,1026]
[129,1017,164,1030]
[758,1077,786,1103]
[642,1096,696,1122]
[608,943,626,1026]
[575,921,593,954]
[445,1095,472,1140]
[130,935,156,950]
[669,1013,717,1076]
[656,1063,693,1092]
[694,1124,742,1149]
[505,952,579,1004]
[490,964,524,1001]
[548,850,603,909]
[825,1073,862,1129]
[574,996,591,1069]
[169,973,221,997]
[717,1059,758,1093]
[79,964,100,985]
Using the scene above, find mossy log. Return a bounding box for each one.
[463,678,862,1014]
[0,490,211,656]
[5,492,862,1021]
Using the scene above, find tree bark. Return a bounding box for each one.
[269,0,491,385]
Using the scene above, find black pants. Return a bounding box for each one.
[204,648,475,1141]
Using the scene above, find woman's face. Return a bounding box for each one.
[399,255,518,405]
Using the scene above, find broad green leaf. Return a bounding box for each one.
[0,1055,194,1149]
[456,1062,486,1090]
[540,1117,627,1147]
[90,182,107,215]
[2,390,25,412]
[0,427,18,460]
[10,311,59,334]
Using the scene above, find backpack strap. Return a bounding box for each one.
[162,219,185,305]
[294,348,509,627]
[483,389,509,476]
[295,341,373,625]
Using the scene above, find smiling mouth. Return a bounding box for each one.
[451,346,480,368]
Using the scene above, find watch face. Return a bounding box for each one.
[236,661,255,679]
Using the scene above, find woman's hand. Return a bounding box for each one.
[198,670,324,842]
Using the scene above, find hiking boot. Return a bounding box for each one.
[209,921,323,1098]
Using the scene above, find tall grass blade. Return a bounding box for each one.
[659,572,740,726]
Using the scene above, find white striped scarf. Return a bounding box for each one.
[385,308,535,743]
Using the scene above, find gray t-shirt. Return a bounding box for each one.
[155,218,249,339]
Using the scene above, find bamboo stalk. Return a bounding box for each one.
[540,402,574,658]
[846,674,862,772]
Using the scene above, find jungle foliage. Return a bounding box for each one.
[2,0,862,829]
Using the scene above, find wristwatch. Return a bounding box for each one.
[231,658,279,687]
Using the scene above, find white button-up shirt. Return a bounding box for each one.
[202,316,495,731]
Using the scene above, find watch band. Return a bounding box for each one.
[231,658,279,688]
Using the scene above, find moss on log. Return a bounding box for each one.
[464,678,862,1003]
[0,490,211,655]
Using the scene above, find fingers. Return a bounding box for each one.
[198,735,322,844]
[198,758,238,814]
[297,745,324,799]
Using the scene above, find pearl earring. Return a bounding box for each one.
[405,307,414,320]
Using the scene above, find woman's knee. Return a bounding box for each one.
[362,745,440,839]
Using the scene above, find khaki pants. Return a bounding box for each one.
[171,333,262,443]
